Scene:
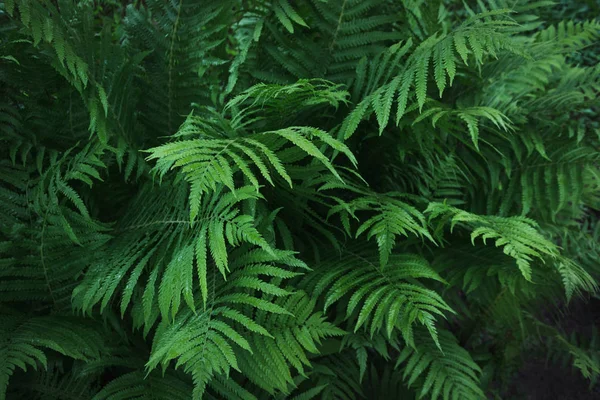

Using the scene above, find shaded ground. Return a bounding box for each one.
[505,360,600,400]
[504,297,600,399]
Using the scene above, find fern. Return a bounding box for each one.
[237,291,345,394]
[425,201,597,296]
[426,202,560,279]
[146,82,356,223]
[340,9,523,139]
[146,247,307,398]
[328,191,433,267]
[396,328,485,400]
[9,366,97,400]
[303,246,453,348]
[92,370,193,400]
[1,0,600,398]
[0,315,104,400]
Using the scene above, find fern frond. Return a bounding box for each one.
[226,79,349,121]
[92,370,193,400]
[147,248,304,398]
[540,321,600,385]
[329,192,433,267]
[238,291,345,394]
[147,110,355,223]
[413,105,512,148]
[426,202,559,281]
[9,365,97,400]
[0,315,104,400]
[536,20,600,51]
[72,183,289,320]
[396,328,485,400]
[249,0,403,84]
[341,10,523,138]
[291,350,364,400]
[2,0,599,398]
[303,247,453,347]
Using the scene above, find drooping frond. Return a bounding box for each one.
[0,314,104,400]
[396,328,485,400]
[2,0,600,398]
[72,182,292,322]
[3,1,125,143]
[413,105,513,148]
[146,247,306,398]
[425,202,598,298]
[340,9,523,138]
[540,321,600,385]
[426,202,559,280]
[328,191,433,267]
[237,291,345,394]
[146,125,345,219]
[302,246,453,347]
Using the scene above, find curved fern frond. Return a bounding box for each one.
[341,10,523,138]
[413,105,512,148]
[0,315,104,400]
[426,202,559,281]
[147,248,305,398]
[329,192,434,267]
[238,291,345,394]
[72,183,285,321]
[425,203,598,298]
[147,113,356,223]
[303,247,453,348]
[396,328,485,400]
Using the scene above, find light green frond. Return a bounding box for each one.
[426,202,560,281]
[304,247,452,347]
[329,192,433,267]
[147,100,355,223]
[148,252,301,397]
[341,9,523,139]
[238,291,345,394]
[72,183,284,321]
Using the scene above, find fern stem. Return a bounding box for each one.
[328,0,347,53]
[167,0,184,135]
[515,159,593,171]
[192,265,217,385]
[118,219,190,231]
[117,212,239,232]
[40,208,57,306]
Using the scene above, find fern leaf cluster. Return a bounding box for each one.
[1,0,600,399]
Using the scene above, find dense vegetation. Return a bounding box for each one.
[1,0,600,398]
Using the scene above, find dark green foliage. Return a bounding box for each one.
[1,0,599,399]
